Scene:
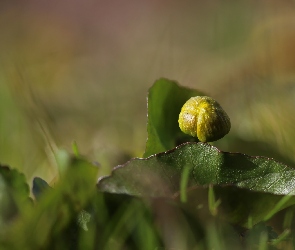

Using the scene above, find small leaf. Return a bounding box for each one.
[32,177,51,200]
[0,165,30,201]
[144,78,204,157]
[0,165,31,226]
[72,140,80,157]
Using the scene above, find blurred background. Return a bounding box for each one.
[1,0,295,184]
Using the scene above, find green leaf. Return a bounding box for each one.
[0,165,30,200]
[98,142,295,226]
[0,165,31,228]
[144,78,204,157]
[99,142,295,196]
[32,177,51,200]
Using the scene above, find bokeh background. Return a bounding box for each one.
[1,0,295,184]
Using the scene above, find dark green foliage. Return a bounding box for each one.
[0,165,32,228]
[0,79,295,249]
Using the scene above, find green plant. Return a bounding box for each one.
[0,78,295,249]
